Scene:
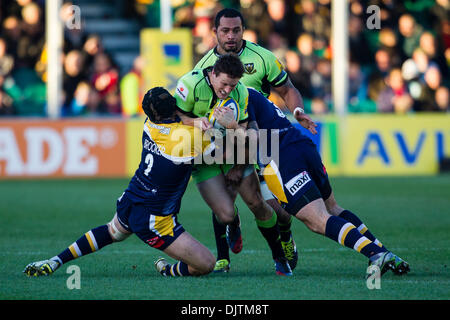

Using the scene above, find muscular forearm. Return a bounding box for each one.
[274,80,305,113]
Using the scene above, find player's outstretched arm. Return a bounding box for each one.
[273,79,318,135]
[176,110,212,131]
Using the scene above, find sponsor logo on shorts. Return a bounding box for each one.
[285,171,311,196]
[146,236,165,248]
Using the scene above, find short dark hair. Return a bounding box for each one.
[142,87,177,122]
[214,8,245,29]
[212,53,244,79]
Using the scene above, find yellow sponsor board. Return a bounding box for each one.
[126,117,147,177]
[140,28,192,92]
[342,114,450,175]
[125,114,450,177]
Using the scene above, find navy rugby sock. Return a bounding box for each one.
[162,261,191,277]
[325,216,387,259]
[339,210,385,249]
[51,225,113,265]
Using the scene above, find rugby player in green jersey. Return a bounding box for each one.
[195,8,318,272]
[174,54,293,276]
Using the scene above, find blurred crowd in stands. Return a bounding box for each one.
[0,0,449,117]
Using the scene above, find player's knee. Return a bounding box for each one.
[324,194,344,216]
[107,220,130,242]
[296,213,318,233]
[215,206,236,224]
[306,220,325,234]
[202,257,216,274]
[193,254,215,275]
[245,194,267,217]
[296,204,329,235]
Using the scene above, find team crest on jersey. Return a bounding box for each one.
[244,63,256,74]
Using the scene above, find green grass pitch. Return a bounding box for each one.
[0,175,449,300]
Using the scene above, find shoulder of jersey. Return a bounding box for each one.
[176,70,205,101]
[245,40,273,56]
[195,49,216,68]
[144,120,211,162]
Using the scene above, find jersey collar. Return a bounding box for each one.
[202,67,218,108]
[145,116,181,125]
[203,67,212,86]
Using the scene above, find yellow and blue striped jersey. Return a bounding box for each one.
[125,117,214,215]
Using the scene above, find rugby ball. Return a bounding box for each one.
[208,98,240,136]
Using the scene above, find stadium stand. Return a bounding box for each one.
[0,0,448,117]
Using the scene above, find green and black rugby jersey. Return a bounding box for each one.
[174,67,249,122]
[195,40,288,97]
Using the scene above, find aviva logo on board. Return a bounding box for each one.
[344,115,450,175]
[163,44,181,66]
[290,114,450,176]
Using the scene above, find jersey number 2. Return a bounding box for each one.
[144,153,154,176]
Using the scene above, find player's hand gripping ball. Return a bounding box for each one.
[208,98,240,136]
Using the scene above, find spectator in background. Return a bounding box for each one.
[377,68,413,113]
[60,1,87,53]
[81,34,104,76]
[242,28,258,43]
[193,16,216,63]
[90,52,120,115]
[310,97,329,114]
[414,66,443,112]
[16,2,45,69]
[348,61,376,113]
[240,0,272,45]
[66,80,108,117]
[296,0,330,43]
[266,31,288,63]
[430,0,449,31]
[434,86,449,112]
[367,48,392,102]
[173,3,196,29]
[2,16,21,60]
[62,50,87,116]
[66,81,90,116]
[398,13,424,59]
[310,58,332,105]
[367,0,406,29]
[284,49,313,99]
[419,31,448,79]
[266,0,289,38]
[348,14,372,66]
[120,55,145,117]
[411,47,438,83]
[312,36,331,60]
[0,37,14,78]
[0,88,15,116]
[296,33,317,75]
[5,0,34,18]
[85,85,107,116]
[378,27,402,67]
